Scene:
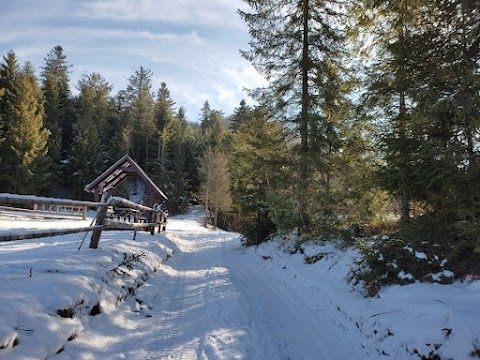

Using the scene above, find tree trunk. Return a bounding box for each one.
[299,0,310,233]
[399,90,410,222]
[160,137,166,182]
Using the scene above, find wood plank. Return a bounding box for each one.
[0,226,104,243]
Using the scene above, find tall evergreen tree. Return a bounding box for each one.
[0,52,19,187]
[228,106,287,242]
[166,106,191,213]
[229,99,251,131]
[0,54,48,193]
[239,0,346,232]
[199,100,227,149]
[41,45,73,192]
[0,86,4,147]
[351,0,425,221]
[68,73,113,198]
[154,82,176,183]
[123,67,155,169]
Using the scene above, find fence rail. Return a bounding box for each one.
[0,193,168,247]
[0,226,104,243]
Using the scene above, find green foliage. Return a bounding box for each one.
[0,53,49,194]
[265,188,298,234]
[67,73,113,198]
[199,146,232,228]
[354,233,480,296]
[41,46,74,192]
[228,106,287,242]
[240,0,348,233]
[355,238,445,296]
[164,107,194,214]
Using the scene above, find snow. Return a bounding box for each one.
[398,270,415,280]
[1,208,479,359]
[415,251,428,260]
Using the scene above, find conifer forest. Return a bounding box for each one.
[0,0,479,272]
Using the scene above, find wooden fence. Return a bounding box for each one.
[0,194,100,220]
[0,194,168,248]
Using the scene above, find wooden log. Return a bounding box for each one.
[103,219,159,229]
[89,191,111,249]
[107,197,155,212]
[0,205,84,220]
[0,226,103,242]
[0,193,101,207]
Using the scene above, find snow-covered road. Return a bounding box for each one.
[3,208,479,359]
[57,210,357,359]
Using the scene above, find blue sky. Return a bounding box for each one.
[0,0,264,121]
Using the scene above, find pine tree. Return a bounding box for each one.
[353,0,427,222]
[239,0,346,232]
[228,106,287,242]
[41,45,74,192]
[124,67,155,169]
[0,86,4,147]
[198,100,227,149]
[408,0,480,240]
[0,52,18,187]
[68,73,113,198]
[199,100,212,133]
[154,82,176,183]
[0,54,48,193]
[166,106,191,213]
[229,99,251,131]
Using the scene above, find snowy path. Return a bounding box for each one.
[3,209,479,359]
[134,214,287,359]
[137,213,356,359]
[56,210,356,359]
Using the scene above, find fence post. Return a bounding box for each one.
[89,191,111,249]
[82,206,87,220]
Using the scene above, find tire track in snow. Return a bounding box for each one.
[143,237,190,360]
[230,270,291,360]
[143,234,211,360]
[222,240,291,360]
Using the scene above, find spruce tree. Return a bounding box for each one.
[0,52,19,189]
[0,54,48,193]
[41,45,73,192]
[228,106,287,242]
[124,67,155,169]
[154,82,176,183]
[166,106,191,213]
[239,0,346,233]
[354,0,426,222]
[229,99,251,131]
[68,73,113,198]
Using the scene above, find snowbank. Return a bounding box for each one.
[249,237,480,359]
[0,219,174,359]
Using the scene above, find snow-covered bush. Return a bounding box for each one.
[353,237,455,296]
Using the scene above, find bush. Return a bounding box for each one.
[353,236,457,296]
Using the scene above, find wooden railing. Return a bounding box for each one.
[0,193,100,220]
[0,193,168,248]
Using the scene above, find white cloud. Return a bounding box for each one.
[0,0,262,119]
[84,0,247,29]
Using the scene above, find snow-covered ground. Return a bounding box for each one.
[0,208,479,359]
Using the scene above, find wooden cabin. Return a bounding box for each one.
[84,155,167,208]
